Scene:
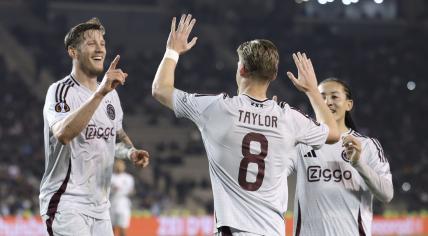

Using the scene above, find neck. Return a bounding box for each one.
[238,77,269,101]
[337,119,350,134]
[71,65,98,91]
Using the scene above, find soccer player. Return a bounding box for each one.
[151,14,339,236]
[110,159,135,236]
[291,78,393,236]
[40,18,149,236]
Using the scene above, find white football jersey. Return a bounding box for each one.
[110,172,134,212]
[291,130,392,236]
[173,89,329,236]
[40,75,123,219]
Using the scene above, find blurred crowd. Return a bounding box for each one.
[0,0,426,217]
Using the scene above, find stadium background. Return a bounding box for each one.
[0,0,426,235]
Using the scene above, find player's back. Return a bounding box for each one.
[173,92,328,236]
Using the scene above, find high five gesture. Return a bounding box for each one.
[167,14,198,54]
[287,52,318,93]
[152,14,199,109]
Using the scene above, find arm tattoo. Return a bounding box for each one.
[117,129,134,148]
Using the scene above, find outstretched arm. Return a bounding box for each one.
[287,52,340,144]
[152,14,198,109]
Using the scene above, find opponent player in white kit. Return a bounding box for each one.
[40,18,149,236]
[110,159,135,236]
[290,78,393,236]
[151,14,340,236]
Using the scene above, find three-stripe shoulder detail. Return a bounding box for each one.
[277,100,288,109]
[55,78,76,103]
[370,138,388,163]
[351,131,388,163]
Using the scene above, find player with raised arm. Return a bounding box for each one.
[290,78,393,236]
[151,14,339,235]
[40,18,149,236]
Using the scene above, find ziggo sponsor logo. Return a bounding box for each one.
[307,165,352,182]
[85,124,115,140]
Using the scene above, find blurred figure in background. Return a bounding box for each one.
[110,159,135,236]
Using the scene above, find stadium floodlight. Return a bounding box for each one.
[351,0,359,3]
[327,0,334,2]
[402,182,411,192]
[318,0,328,4]
[374,0,383,3]
[407,81,416,91]
[342,0,352,5]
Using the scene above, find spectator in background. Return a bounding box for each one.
[110,159,135,236]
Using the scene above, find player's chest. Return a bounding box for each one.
[300,144,358,183]
[78,95,118,140]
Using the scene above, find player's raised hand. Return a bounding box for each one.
[130,149,150,168]
[287,52,318,93]
[167,14,198,54]
[96,55,128,96]
[342,135,362,165]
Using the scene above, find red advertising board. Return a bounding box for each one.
[1,215,427,236]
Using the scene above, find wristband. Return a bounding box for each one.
[127,147,137,160]
[164,48,179,63]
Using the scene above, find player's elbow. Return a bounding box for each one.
[381,189,394,203]
[52,123,71,145]
[56,132,71,145]
[152,86,174,109]
[376,184,394,203]
[151,85,163,102]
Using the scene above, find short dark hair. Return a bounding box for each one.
[237,39,279,81]
[64,17,105,50]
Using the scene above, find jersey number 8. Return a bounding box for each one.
[238,132,268,191]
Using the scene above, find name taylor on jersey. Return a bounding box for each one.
[238,109,278,128]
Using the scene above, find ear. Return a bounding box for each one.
[67,47,76,59]
[239,65,247,77]
[346,99,354,112]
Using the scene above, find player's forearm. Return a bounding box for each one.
[352,161,394,203]
[152,57,177,109]
[53,92,104,145]
[115,129,135,159]
[117,129,134,147]
[306,90,339,143]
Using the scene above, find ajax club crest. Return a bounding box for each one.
[106,104,115,120]
[341,150,350,163]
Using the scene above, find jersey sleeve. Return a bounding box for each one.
[43,83,78,129]
[354,138,393,202]
[290,108,329,150]
[172,89,220,126]
[286,147,298,176]
[362,138,392,180]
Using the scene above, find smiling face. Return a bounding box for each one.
[74,30,106,77]
[318,81,353,125]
